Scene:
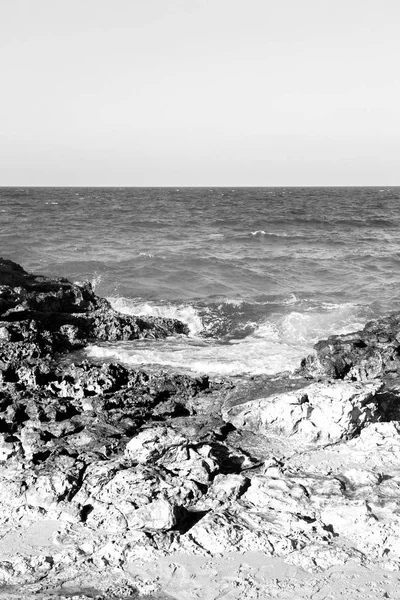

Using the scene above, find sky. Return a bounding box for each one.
[0,0,399,186]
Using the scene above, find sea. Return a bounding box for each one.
[1,186,400,379]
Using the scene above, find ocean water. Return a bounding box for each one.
[1,186,400,378]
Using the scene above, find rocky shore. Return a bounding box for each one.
[1,258,400,599]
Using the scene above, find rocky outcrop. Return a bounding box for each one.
[0,258,188,372]
[2,258,400,599]
[223,379,382,444]
[300,313,400,381]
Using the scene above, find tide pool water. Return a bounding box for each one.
[1,186,399,376]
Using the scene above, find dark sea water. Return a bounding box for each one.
[1,186,400,377]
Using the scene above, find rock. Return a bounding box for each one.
[241,474,314,517]
[0,258,189,371]
[0,433,16,461]
[68,459,186,533]
[300,313,400,380]
[205,473,249,504]
[125,498,180,531]
[356,420,400,449]
[222,380,382,444]
[125,426,188,464]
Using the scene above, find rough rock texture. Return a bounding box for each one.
[2,259,400,599]
[222,379,382,444]
[0,258,188,371]
[300,313,400,381]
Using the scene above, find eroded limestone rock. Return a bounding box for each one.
[222,380,382,444]
[300,313,400,381]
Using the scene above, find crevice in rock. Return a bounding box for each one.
[13,405,30,428]
[209,443,254,475]
[80,504,94,523]
[321,522,338,537]
[0,418,10,433]
[55,404,81,422]
[177,509,210,534]
[213,422,236,441]
[31,450,51,465]
[39,430,56,442]
[376,390,400,422]
[0,394,13,412]
[62,460,90,503]
[236,476,251,499]
[297,514,316,524]
[1,368,18,383]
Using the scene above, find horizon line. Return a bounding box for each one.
[0,185,399,189]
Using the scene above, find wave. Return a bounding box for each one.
[86,335,302,377]
[108,297,204,336]
[241,216,399,229]
[97,295,374,377]
[248,230,301,238]
[107,294,308,340]
[255,303,371,346]
[231,230,306,241]
[109,295,372,340]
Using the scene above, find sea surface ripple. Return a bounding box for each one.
[1,186,399,376]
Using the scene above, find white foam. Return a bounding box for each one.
[221,298,244,307]
[73,272,103,292]
[86,333,301,377]
[251,230,266,236]
[255,302,370,347]
[91,298,372,378]
[282,293,299,305]
[108,297,204,336]
[84,310,309,377]
[90,273,103,292]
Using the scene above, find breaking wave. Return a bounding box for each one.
[93,296,374,377]
[108,297,204,336]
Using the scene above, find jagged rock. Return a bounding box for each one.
[50,361,130,398]
[124,498,180,531]
[125,426,188,464]
[356,420,400,449]
[197,473,250,510]
[222,380,382,444]
[0,258,189,371]
[0,433,15,461]
[174,502,335,560]
[69,459,185,532]
[300,313,400,380]
[159,443,219,485]
[241,474,314,517]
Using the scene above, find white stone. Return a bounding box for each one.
[222,380,382,444]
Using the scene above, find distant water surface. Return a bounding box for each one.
[1,186,399,376]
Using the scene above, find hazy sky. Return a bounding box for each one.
[1,0,399,185]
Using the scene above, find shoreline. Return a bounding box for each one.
[1,258,400,599]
